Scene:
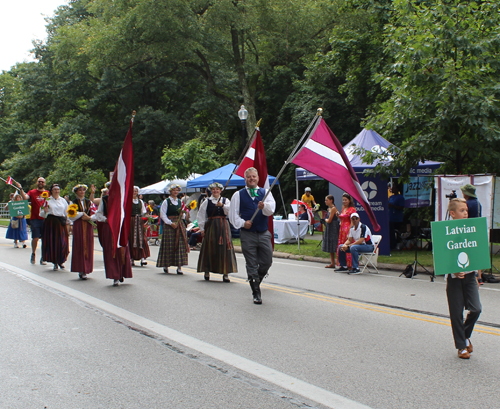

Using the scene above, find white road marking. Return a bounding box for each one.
[1,261,372,409]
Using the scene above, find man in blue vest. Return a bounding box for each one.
[229,167,275,304]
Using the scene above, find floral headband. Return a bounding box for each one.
[167,183,181,192]
[73,184,88,193]
[208,182,224,190]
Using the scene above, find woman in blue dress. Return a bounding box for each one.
[6,193,28,248]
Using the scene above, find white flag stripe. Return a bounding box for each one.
[246,147,255,160]
[353,180,369,203]
[303,139,348,170]
[116,152,127,247]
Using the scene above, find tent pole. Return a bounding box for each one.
[296,176,300,250]
[278,184,286,218]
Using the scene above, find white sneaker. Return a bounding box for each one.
[79,273,87,280]
[14,243,19,248]
[113,279,119,286]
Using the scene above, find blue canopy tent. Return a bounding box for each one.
[187,163,279,188]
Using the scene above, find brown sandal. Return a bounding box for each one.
[325,264,335,268]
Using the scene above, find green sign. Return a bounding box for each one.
[431,217,491,275]
[8,200,30,217]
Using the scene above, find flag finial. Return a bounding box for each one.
[256,118,262,127]
[317,108,323,116]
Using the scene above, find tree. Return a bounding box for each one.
[365,0,500,176]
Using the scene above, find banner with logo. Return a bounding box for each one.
[431,217,490,275]
[355,174,389,255]
[403,176,432,208]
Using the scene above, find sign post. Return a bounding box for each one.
[431,217,491,275]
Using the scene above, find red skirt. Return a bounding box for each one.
[97,221,133,280]
[71,218,94,274]
[42,215,69,265]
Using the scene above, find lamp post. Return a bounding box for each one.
[238,104,248,150]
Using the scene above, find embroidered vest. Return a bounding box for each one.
[206,198,226,218]
[166,198,181,217]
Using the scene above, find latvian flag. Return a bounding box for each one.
[6,176,13,185]
[291,117,380,231]
[107,120,135,253]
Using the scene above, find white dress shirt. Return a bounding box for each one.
[228,187,275,230]
[197,196,231,231]
[160,197,186,225]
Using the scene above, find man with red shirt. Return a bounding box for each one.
[17,178,48,265]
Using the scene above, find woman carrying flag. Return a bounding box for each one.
[157,183,189,275]
[197,182,237,282]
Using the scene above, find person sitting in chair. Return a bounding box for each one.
[335,212,374,275]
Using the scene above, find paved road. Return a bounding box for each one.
[1,234,499,409]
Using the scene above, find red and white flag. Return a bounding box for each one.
[107,119,135,253]
[6,176,13,185]
[291,118,380,231]
[235,130,274,246]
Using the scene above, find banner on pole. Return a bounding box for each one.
[403,176,432,208]
[431,217,491,275]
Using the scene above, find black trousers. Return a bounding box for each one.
[446,273,482,350]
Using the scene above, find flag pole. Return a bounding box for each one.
[223,118,262,191]
[249,109,323,222]
[0,177,20,190]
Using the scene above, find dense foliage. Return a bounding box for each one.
[1,0,499,209]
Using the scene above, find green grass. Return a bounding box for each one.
[232,238,500,269]
[0,218,11,226]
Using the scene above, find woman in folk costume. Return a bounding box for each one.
[40,184,69,270]
[92,182,133,286]
[5,192,28,248]
[129,186,150,266]
[68,184,95,280]
[157,183,189,275]
[197,182,237,282]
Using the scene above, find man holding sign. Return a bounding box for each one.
[432,198,484,359]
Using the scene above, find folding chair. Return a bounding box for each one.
[359,235,382,274]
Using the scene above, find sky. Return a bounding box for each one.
[1,0,68,72]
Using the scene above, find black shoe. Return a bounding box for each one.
[119,276,124,283]
[249,279,262,304]
[176,268,184,275]
[30,253,35,264]
[204,273,210,281]
[140,259,147,266]
[222,275,230,283]
[163,267,169,274]
[334,267,348,272]
[348,268,361,275]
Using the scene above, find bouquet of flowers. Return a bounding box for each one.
[67,203,96,226]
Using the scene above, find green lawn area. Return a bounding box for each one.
[232,238,500,269]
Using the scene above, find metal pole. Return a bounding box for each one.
[248,110,322,223]
[296,174,300,250]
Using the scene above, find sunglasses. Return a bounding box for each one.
[351,217,359,220]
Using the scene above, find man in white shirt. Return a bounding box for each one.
[229,167,275,304]
[335,212,374,274]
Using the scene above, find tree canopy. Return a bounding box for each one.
[1,0,500,208]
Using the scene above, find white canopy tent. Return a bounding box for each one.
[139,174,203,195]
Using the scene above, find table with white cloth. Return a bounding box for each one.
[273,220,309,244]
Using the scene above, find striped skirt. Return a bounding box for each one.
[157,216,189,268]
[197,216,237,275]
[97,221,133,280]
[129,215,150,261]
[71,218,94,274]
[42,215,69,265]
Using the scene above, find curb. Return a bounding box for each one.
[232,245,430,273]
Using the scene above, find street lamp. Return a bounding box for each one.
[238,105,248,150]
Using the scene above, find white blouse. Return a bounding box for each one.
[160,197,186,225]
[41,197,69,218]
[197,196,231,231]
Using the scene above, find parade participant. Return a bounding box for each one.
[336,212,374,275]
[157,183,189,275]
[92,183,133,286]
[322,195,340,268]
[5,192,28,248]
[229,167,275,304]
[40,184,69,270]
[337,193,356,268]
[16,177,48,265]
[68,184,96,280]
[197,182,237,282]
[129,186,150,267]
[445,198,482,359]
